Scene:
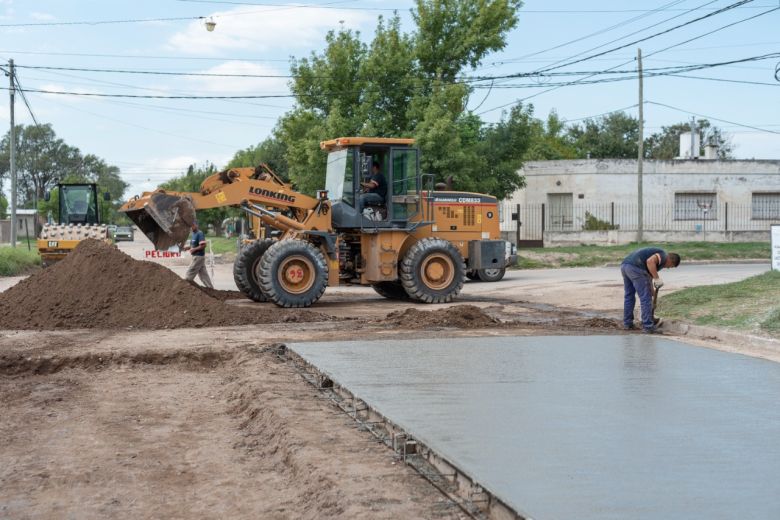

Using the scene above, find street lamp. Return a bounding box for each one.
[204,17,216,32]
[697,200,712,242]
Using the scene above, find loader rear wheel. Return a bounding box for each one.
[371,281,412,301]
[477,267,506,282]
[400,238,465,304]
[233,238,274,302]
[258,239,328,308]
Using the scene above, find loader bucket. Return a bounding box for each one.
[123,192,196,250]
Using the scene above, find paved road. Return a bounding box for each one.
[291,335,780,520]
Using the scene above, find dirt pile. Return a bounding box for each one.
[383,304,500,329]
[0,240,328,330]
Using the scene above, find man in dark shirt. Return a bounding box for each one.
[621,247,680,333]
[358,161,387,213]
[184,221,214,288]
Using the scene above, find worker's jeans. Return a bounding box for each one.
[186,255,214,289]
[358,192,384,212]
[621,263,654,330]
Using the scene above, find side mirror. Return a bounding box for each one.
[44,191,51,202]
[103,192,111,201]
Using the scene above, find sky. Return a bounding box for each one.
[0,0,778,198]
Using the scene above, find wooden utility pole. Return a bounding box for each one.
[637,48,644,243]
[8,59,17,247]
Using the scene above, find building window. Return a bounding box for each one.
[752,193,780,220]
[674,192,717,220]
[548,193,573,230]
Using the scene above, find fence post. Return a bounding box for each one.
[515,203,521,248]
[724,202,729,232]
[610,202,615,227]
[541,203,546,246]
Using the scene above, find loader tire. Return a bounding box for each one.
[233,238,275,302]
[477,267,506,282]
[258,239,328,308]
[400,238,465,304]
[371,281,412,301]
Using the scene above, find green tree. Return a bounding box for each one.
[278,1,524,198]
[226,135,289,178]
[0,194,7,219]
[644,119,733,159]
[0,124,81,208]
[566,112,639,159]
[524,110,578,160]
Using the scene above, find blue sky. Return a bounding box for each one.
[0,0,778,197]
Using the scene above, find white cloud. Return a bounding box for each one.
[38,83,102,104]
[167,5,373,55]
[731,133,780,160]
[186,61,289,95]
[29,11,54,21]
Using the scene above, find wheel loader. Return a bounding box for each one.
[120,137,517,307]
[37,183,112,267]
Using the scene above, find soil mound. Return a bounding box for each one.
[0,240,328,330]
[383,305,499,329]
[188,282,244,302]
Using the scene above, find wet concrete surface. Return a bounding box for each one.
[290,335,780,520]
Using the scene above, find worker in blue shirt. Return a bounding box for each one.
[184,220,214,289]
[621,247,680,333]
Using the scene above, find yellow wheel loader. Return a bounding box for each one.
[120,137,517,308]
[37,183,112,267]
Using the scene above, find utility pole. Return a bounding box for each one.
[689,116,697,159]
[637,48,644,243]
[8,59,17,247]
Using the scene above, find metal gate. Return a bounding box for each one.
[511,203,545,248]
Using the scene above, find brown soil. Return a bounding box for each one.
[0,342,465,519]
[0,240,329,330]
[382,305,500,329]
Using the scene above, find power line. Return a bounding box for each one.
[536,0,756,74]
[175,0,400,10]
[648,101,780,135]
[0,86,295,99]
[16,64,295,78]
[0,15,206,28]
[563,104,640,124]
[0,49,290,62]
[13,76,39,126]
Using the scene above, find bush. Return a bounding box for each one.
[582,211,618,231]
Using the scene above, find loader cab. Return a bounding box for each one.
[56,183,102,225]
[322,137,423,229]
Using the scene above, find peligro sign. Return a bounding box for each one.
[145,250,182,258]
[772,225,780,271]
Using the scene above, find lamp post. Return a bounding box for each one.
[697,200,712,242]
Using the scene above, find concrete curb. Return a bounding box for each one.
[604,259,770,267]
[662,320,780,355]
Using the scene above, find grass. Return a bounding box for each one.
[659,270,780,336]
[206,236,243,256]
[0,246,41,276]
[515,241,770,269]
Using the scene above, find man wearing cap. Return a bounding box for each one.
[621,246,681,333]
[183,221,214,289]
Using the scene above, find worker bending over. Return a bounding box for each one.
[621,247,680,333]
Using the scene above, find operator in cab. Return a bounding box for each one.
[358,161,387,212]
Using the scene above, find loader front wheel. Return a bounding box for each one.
[258,239,328,308]
[400,238,465,304]
[371,281,412,301]
[233,238,274,302]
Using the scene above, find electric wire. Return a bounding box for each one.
[648,100,780,135]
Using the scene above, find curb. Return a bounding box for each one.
[604,259,770,267]
[662,319,780,356]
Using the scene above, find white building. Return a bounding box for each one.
[0,209,39,244]
[502,158,780,246]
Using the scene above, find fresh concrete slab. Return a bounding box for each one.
[289,335,780,520]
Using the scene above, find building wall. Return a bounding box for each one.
[507,159,780,207]
[0,215,38,243]
[501,159,780,245]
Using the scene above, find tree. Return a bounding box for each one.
[277,1,525,198]
[644,119,733,159]
[0,124,81,208]
[226,135,289,178]
[524,110,578,161]
[566,112,639,159]
[0,194,7,219]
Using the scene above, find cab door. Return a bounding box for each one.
[389,147,420,223]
